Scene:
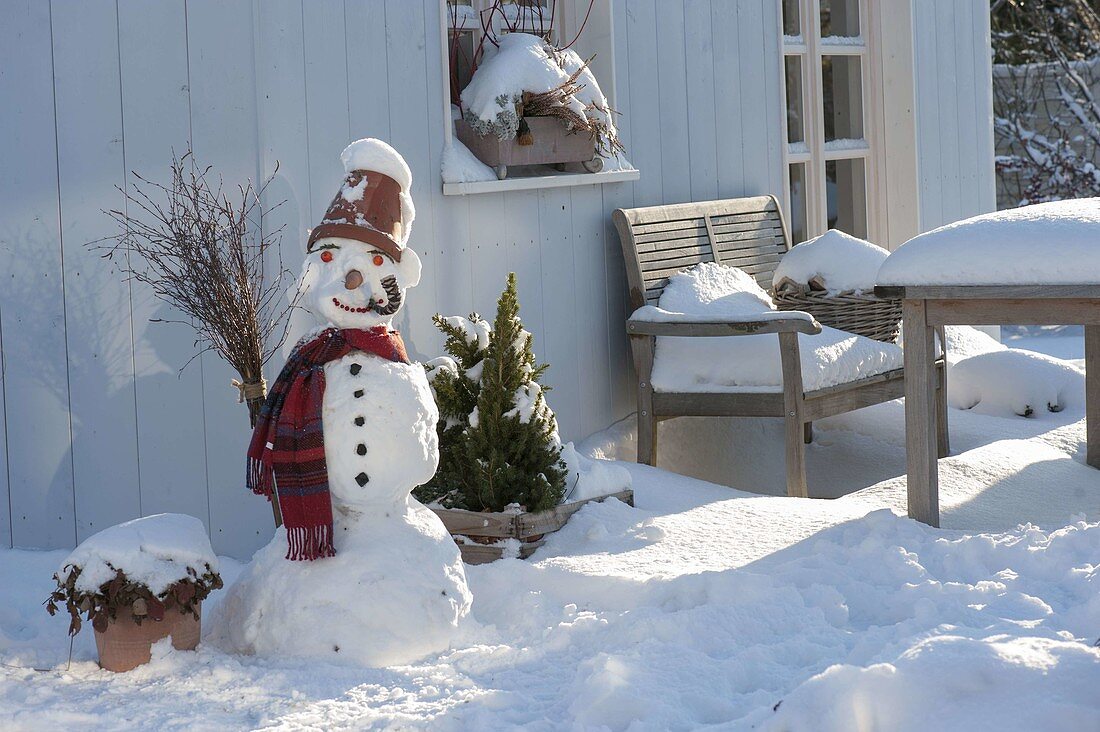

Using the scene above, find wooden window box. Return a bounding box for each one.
[455,117,603,180]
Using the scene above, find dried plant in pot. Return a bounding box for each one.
[455,32,625,180]
[43,514,223,672]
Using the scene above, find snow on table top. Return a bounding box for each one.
[772,229,889,292]
[60,513,218,596]
[877,198,1100,286]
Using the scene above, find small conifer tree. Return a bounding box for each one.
[417,273,567,512]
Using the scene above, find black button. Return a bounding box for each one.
[350,363,361,375]
[355,472,369,486]
[354,416,364,426]
[356,444,367,455]
[354,389,364,398]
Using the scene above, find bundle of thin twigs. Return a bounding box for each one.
[98,151,296,428]
[520,53,625,157]
[521,75,591,132]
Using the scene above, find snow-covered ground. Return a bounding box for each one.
[1,332,1099,730]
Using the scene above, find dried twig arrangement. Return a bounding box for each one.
[520,52,625,157]
[521,64,592,132]
[448,0,596,111]
[98,151,297,427]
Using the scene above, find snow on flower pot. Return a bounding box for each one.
[45,513,222,672]
[432,489,634,565]
[455,116,599,180]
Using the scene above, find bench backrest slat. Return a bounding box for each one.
[612,195,792,311]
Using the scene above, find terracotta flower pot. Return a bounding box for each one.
[93,602,201,672]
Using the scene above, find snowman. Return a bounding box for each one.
[213,139,472,667]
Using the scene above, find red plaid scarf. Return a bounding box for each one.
[247,326,410,560]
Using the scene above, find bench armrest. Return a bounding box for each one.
[627,315,821,337]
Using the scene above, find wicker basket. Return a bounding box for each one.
[772,286,902,343]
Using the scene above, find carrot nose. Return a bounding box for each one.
[344,269,364,290]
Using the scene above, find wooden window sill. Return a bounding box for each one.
[442,168,639,196]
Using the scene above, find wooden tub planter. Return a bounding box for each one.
[455,117,602,180]
[431,489,634,565]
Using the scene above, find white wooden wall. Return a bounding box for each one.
[0,0,786,557]
[912,0,997,229]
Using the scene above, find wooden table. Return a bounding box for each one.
[874,284,1100,527]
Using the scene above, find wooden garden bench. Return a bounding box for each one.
[613,195,948,498]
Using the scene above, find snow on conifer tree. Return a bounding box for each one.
[420,273,567,513]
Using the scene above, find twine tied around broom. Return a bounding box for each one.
[232,377,269,430]
[231,377,268,404]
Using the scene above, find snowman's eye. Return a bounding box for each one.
[320,250,334,263]
[372,255,384,267]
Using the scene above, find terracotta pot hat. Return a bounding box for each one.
[307,138,415,262]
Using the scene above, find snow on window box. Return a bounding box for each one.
[442,32,638,194]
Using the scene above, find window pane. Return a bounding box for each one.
[820,0,860,38]
[789,163,809,244]
[782,0,801,37]
[447,0,474,29]
[785,56,805,144]
[822,55,863,141]
[449,30,476,102]
[826,158,867,238]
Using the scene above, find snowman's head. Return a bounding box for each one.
[298,237,421,329]
[298,138,420,330]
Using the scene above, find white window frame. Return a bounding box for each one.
[780,0,881,244]
[779,0,921,249]
[439,0,639,196]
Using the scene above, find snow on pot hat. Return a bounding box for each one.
[306,137,415,262]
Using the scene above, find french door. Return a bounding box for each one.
[781,0,879,245]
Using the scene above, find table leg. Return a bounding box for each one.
[1087,325,1100,468]
[903,299,939,527]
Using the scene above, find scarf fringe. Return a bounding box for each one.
[247,457,274,498]
[285,525,336,561]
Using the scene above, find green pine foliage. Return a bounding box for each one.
[416,273,567,513]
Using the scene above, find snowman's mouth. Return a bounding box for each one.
[332,297,377,314]
[331,277,403,316]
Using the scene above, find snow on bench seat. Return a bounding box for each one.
[878,198,1100,286]
[639,262,903,393]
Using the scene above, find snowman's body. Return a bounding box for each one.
[213,138,471,667]
[216,348,471,666]
[320,351,438,507]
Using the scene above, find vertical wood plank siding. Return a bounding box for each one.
[913,0,996,229]
[0,0,987,557]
